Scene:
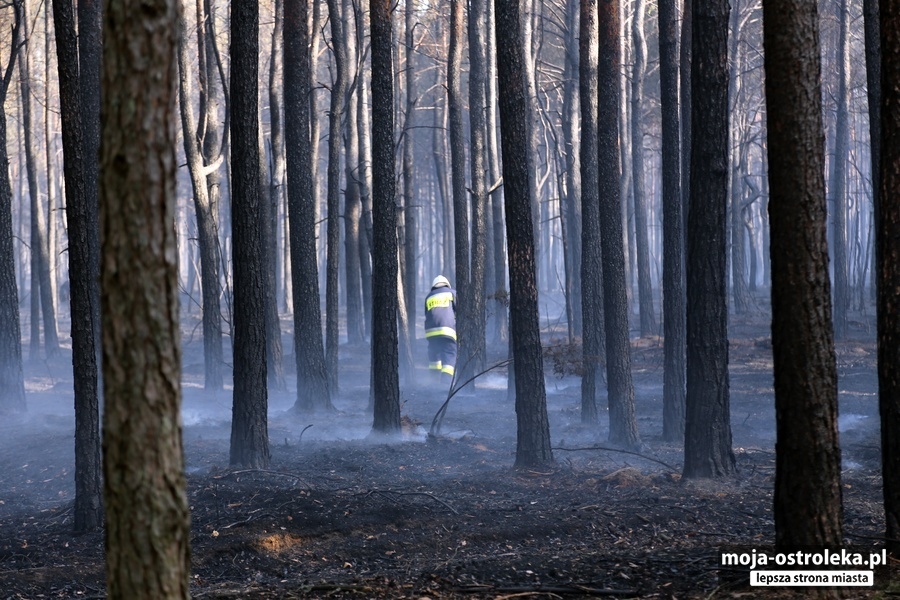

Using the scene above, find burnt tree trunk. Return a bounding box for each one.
[100,0,191,594]
[402,0,418,340]
[53,0,103,531]
[462,0,489,387]
[79,0,102,357]
[449,0,470,384]
[630,0,656,337]
[864,0,879,303]
[284,0,333,412]
[495,0,553,468]
[176,4,224,393]
[683,0,735,479]
[0,1,25,416]
[659,0,685,443]
[230,0,270,468]
[370,0,401,434]
[324,0,347,393]
[598,0,639,449]
[580,0,603,424]
[879,0,900,559]
[763,0,843,549]
[18,0,59,360]
[829,0,851,340]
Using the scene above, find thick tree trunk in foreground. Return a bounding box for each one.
[683,0,735,479]
[230,0,270,468]
[763,0,843,549]
[370,0,401,434]
[879,0,900,559]
[100,0,191,596]
[495,0,553,468]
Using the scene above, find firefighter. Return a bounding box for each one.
[424,275,457,382]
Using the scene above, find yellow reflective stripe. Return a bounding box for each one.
[429,361,443,370]
[425,327,457,340]
[425,292,454,311]
[441,365,455,376]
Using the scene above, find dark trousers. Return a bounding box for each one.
[427,335,457,376]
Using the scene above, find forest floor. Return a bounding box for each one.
[0,298,896,599]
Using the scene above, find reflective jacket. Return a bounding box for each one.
[424,285,457,340]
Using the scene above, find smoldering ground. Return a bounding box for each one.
[0,305,891,598]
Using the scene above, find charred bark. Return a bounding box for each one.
[495,0,553,468]
[659,0,685,443]
[763,0,843,548]
[0,0,25,416]
[683,0,735,479]
[879,0,900,559]
[100,0,191,593]
[53,0,103,531]
[230,0,270,468]
[580,0,603,424]
[284,0,332,412]
[370,0,401,434]
[598,0,639,450]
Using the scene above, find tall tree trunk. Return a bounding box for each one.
[495,0,553,468]
[79,0,102,360]
[342,0,364,346]
[864,0,879,304]
[370,0,401,434]
[260,110,285,392]
[263,0,285,392]
[177,0,224,393]
[0,1,25,416]
[878,0,900,559]
[728,1,751,315]
[18,0,59,360]
[44,0,60,326]
[521,0,542,283]
[486,0,507,344]
[53,0,103,532]
[598,0,639,450]
[357,67,374,338]
[100,0,191,593]
[680,0,692,228]
[230,0,270,468]
[580,0,603,424]
[270,0,287,313]
[630,0,656,337]
[460,0,489,388]
[448,0,470,386]
[683,0,734,479]
[830,0,851,340]
[763,0,843,550]
[659,0,685,442]
[324,0,346,393]
[402,0,418,340]
[310,0,323,230]
[285,0,333,412]
[562,0,582,339]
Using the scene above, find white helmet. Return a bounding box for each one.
[432,275,450,289]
